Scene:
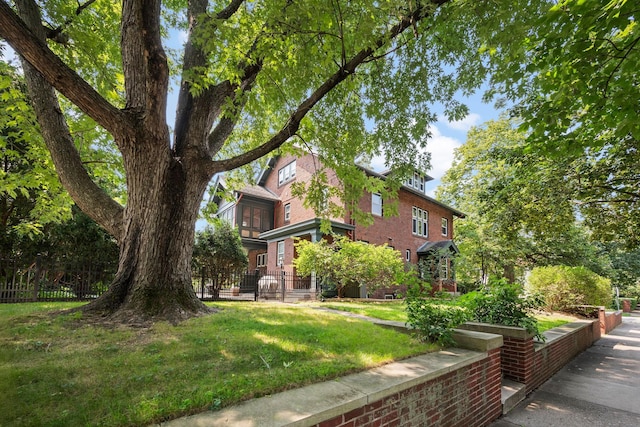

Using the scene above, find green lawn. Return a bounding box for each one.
[0,301,434,427]
[308,299,573,332]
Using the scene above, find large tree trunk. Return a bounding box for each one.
[82,134,212,324]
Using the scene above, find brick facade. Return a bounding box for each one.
[219,152,463,294]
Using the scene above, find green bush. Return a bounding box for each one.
[527,266,612,311]
[405,298,470,345]
[459,279,544,340]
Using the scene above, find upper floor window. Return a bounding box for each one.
[371,193,382,216]
[284,203,291,222]
[240,205,272,238]
[278,160,296,185]
[441,218,448,236]
[412,207,428,237]
[218,206,234,225]
[406,172,426,193]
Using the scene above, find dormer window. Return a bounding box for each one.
[406,171,426,193]
[278,160,296,185]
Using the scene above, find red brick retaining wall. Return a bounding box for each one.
[314,348,503,427]
[459,320,601,394]
[599,308,622,335]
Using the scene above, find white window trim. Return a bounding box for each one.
[412,206,429,237]
[257,253,267,267]
[441,217,448,236]
[277,241,285,266]
[405,249,411,262]
[278,160,297,186]
[284,203,291,222]
[440,258,449,280]
[372,193,382,216]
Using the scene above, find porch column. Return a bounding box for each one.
[310,230,322,294]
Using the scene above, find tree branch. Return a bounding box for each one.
[174,0,246,156]
[44,0,98,45]
[9,0,124,240]
[209,1,448,174]
[0,0,130,138]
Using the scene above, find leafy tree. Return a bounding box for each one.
[480,0,640,247]
[294,236,404,298]
[437,118,601,284]
[1,57,72,254]
[193,223,247,275]
[2,0,523,323]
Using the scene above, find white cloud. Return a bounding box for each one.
[425,126,462,181]
[444,113,481,132]
[364,124,462,183]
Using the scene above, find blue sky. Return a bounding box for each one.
[367,92,500,197]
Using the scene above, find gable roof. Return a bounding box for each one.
[212,175,280,205]
[417,240,460,255]
[356,164,465,218]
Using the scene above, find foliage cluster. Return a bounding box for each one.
[527,266,612,312]
[294,236,404,298]
[406,278,544,344]
[459,279,544,340]
[405,297,469,346]
[192,222,248,295]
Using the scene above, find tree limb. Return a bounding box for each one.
[0,0,130,138]
[44,0,98,44]
[209,1,448,174]
[174,0,246,156]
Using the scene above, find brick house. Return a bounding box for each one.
[213,153,464,298]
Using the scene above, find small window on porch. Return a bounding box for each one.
[277,241,285,266]
[257,253,267,267]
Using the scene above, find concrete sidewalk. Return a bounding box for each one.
[491,311,640,427]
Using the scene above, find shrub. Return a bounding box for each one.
[405,293,470,345]
[294,236,404,298]
[527,266,612,311]
[459,279,544,340]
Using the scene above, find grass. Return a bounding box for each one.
[0,301,434,427]
[307,299,573,332]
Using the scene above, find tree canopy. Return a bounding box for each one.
[1,0,637,322]
[3,0,505,323]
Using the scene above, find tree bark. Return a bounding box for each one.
[82,142,212,323]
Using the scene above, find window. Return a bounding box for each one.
[277,241,285,266]
[371,193,382,216]
[412,207,428,237]
[218,206,234,225]
[284,203,291,222]
[441,218,448,236]
[278,160,296,185]
[257,253,267,267]
[405,249,411,262]
[440,258,449,280]
[406,172,426,193]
